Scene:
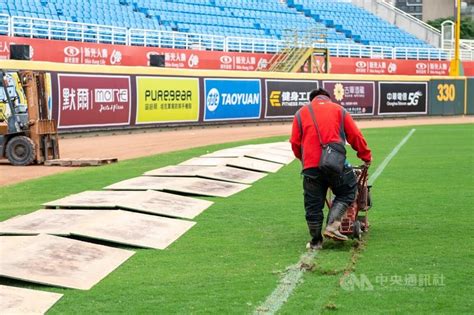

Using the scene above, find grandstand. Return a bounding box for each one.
[0,0,469,60]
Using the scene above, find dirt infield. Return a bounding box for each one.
[1,116,472,187]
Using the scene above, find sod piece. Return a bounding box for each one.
[119,190,213,219]
[179,157,238,166]
[70,210,196,249]
[226,156,284,173]
[197,165,267,184]
[200,147,256,158]
[104,176,178,191]
[0,234,134,290]
[244,150,295,164]
[0,209,107,235]
[43,190,135,209]
[163,177,250,197]
[0,285,63,315]
[143,165,210,177]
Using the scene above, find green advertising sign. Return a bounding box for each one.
[429,79,465,115]
[467,78,474,115]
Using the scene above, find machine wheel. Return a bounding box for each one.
[358,216,368,231]
[352,220,362,240]
[6,136,36,166]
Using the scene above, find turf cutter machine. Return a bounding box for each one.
[327,166,372,240]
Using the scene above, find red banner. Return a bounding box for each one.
[0,36,271,71]
[328,57,453,76]
[463,61,474,76]
[58,74,131,128]
[1,36,473,75]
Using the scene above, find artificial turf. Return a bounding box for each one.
[0,124,472,314]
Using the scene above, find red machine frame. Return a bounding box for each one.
[326,166,372,240]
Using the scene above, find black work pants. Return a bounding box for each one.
[303,166,357,242]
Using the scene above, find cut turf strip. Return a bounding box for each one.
[254,251,318,315]
[253,129,416,315]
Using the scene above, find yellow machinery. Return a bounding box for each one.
[260,27,330,73]
[0,70,59,165]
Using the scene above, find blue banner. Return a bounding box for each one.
[204,79,261,121]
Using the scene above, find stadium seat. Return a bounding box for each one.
[0,0,438,56]
[288,0,429,48]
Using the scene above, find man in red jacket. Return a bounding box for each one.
[290,88,372,249]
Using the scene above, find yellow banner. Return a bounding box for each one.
[136,77,199,123]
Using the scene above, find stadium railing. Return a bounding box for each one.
[10,16,128,45]
[0,13,9,35]
[129,28,226,51]
[1,15,473,61]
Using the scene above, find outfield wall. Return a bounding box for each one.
[3,36,474,76]
[2,60,471,133]
[467,78,474,115]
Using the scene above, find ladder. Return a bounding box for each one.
[262,27,328,73]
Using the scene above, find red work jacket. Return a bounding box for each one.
[290,95,372,170]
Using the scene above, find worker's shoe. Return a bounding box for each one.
[307,222,323,241]
[306,239,323,250]
[327,202,348,225]
[323,221,349,241]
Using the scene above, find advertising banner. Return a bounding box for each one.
[328,57,460,76]
[468,78,474,115]
[136,77,199,124]
[204,79,261,121]
[3,35,474,75]
[378,82,428,115]
[322,81,375,115]
[264,80,318,118]
[463,61,474,77]
[0,36,271,70]
[57,74,131,128]
[428,79,465,115]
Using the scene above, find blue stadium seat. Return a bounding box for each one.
[288,0,430,48]
[0,0,439,56]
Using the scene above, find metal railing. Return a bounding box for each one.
[378,0,441,35]
[129,28,226,50]
[461,39,474,49]
[0,13,9,36]
[392,47,452,60]
[225,36,286,53]
[315,42,394,59]
[10,16,128,45]
[1,14,473,61]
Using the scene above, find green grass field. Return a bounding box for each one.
[0,124,473,314]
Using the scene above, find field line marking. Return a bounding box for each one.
[254,251,318,315]
[254,128,416,315]
[368,128,416,186]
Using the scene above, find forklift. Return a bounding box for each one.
[0,70,59,166]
